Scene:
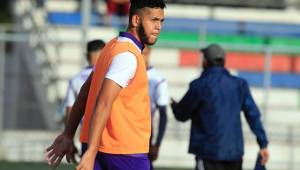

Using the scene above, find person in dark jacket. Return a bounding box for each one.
[171,44,269,170]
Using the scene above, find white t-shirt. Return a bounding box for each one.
[147,67,169,116]
[105,36,139,88]
[64,66,93,107]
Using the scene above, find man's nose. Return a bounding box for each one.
[156,22,162,30]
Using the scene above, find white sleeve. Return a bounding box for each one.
[105,52,137,88]
[155,80,169,106]
[64,80,76,107]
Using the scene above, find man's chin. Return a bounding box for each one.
[145,39,158,46]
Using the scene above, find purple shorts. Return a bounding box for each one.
[81,143,150,170]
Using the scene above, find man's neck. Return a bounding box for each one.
[119,30,144,52]
[127,28,141,42]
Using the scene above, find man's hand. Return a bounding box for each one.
[148,144,160,161]
[45,133,78,169]
[260,148,269,165]
[170,97,177,109]
[76,149,96,170]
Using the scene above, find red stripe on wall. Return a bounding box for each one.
[226,52,291,72]
[293,57,300,73]
[271,55,291,73]
[180,50,293,73]
[226,52,264,71]
[179,50,200,67]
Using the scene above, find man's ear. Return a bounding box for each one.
[131,14,140,27]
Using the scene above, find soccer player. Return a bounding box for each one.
[63,39,105,125]
[45,0,166,170]
[143,47,168,169]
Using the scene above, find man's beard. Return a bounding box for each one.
[137,23,156,45]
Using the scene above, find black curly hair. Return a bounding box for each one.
[128,0,166,24]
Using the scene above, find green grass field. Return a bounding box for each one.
[0,161,192,170]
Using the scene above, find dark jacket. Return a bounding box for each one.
[172,67,268,160]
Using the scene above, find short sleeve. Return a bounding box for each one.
[105,52,137,88]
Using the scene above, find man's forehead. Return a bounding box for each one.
[140,7,164,16]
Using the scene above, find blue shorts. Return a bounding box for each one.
[81,143,150,170]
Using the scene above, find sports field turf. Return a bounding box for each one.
[0,161,192,170]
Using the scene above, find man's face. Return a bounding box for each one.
[138,8,164,45]
[89,50,101,66]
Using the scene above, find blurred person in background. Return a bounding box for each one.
[104,0,130,28]
[171,44,269,170]
[45,0,166,169]
[63,39,105,125]
[143,47,168,169]
[56,39,105,164]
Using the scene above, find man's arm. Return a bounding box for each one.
[154,80,168,146]
[156,105,167,146]
[46,72,93,169]
[242,80,269,165]
[64,107,72,125]
[63,71,94,138]
[63,79,77,125]
[149,105,167,161]
[171,81,200,122]
[76,78,122,170]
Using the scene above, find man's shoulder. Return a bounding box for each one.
[110,51,137,68]
[229,73,247,83]
[70,68,92,84]
[111,40,140,57]
[226,74,249,89]
[189,77,204,88]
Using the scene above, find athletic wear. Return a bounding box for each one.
[81,144,150,170]
[80,32,151,154]
[105,51,137,88]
